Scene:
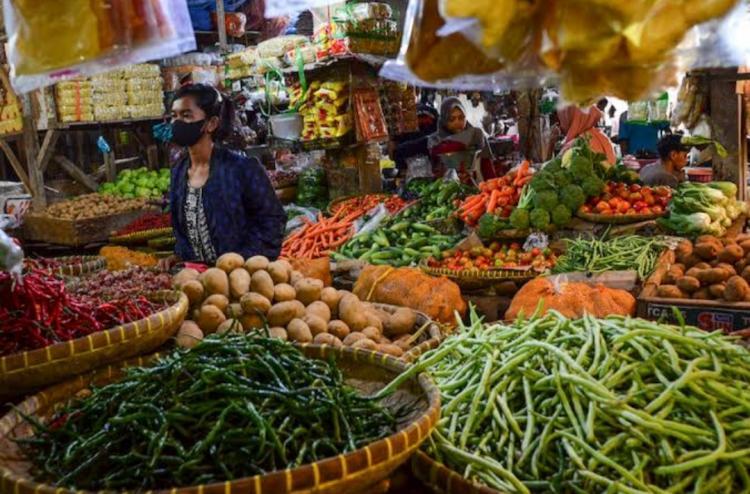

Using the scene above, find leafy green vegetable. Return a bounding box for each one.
[533,190,558,212]
[560,184,585,211]
[657,212,716,236]
[477,213,508,239]
[509,207,530,230]
[530,208,550,230]
[550,204,572,227]
[568,156,594,181]
[707,181,737,200]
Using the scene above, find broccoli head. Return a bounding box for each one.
[530,208,551,231]
[560,184,585,211]
[530,172,555,192]
[544,157,562,174]
[510,207,530,230]
[569,156,594,180]
[551,204,573,228]
[552,170,572,187]
[582,176,605,197]
[533,190,559,212]
[477,213,504,239]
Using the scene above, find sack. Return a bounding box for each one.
[353,265,466,324]
[289,257,332,286]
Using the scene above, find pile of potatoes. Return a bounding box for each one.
[173,253,422,357]
[657,235,750,302]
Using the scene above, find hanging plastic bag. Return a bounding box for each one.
[352,203,389,236]
[0,228,23,276]
[4,0,196,93]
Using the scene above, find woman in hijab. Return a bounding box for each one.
[427,97,495,181]
[557,105,617,165]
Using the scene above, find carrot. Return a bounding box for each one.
[513,161,530,186]
[487,189,500,214]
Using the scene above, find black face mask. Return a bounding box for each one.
[171,119,206,147]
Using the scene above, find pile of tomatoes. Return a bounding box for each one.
[580,183,671,216]
[428,242,557,272]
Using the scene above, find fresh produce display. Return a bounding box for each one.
[296,167,328,210]
[457,162,533,226]
[0,269,164,357]
[266,169,298,189]
[658,181,748,237]
[19,334,400,490]
[427,242,556,272]
[505,277,636,320]
[655,235,750,302]
[24,256,88,272]
[174,253,425,356]
[396,179,475,223]
[381,310,750,493]
[553,235,671,280]
[281,209,361,260]
[402,177,435,200]
[69,266,172,300]
[99,167,171,199]
[330,194,409,216]
[579,183,671,217]
[99,245,158,271]
[39,194,148,220]
[113,212,171,237]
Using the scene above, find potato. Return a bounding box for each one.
[306,301,331,323]
[216,319,243,334]
[295,278,323,305]
[229,268,251,298]
[385,308,417,337]
[718,244,744,264]
[267,301,306,327]
[328,320,351,340]
[694,241,722,261]
[197,304,226,333]
[216,253,244,273]
[175,321,203,349]
[362,326,382,341]
[716,263,737,276]
[377,344,404,357]
[201,268,230,297]
[696,235,723,245]
[290,270,305,285]
[694,262,711,270]
[314,333,343,347]
[303,315,328,336]
[740,239,750,255]
[364,311,383,332]
[724,276,750,302]
[675,240,694,264]
[735,233,750,244]
[182,280,205,306]
[681,254,702,269]
[250,270,275,300]
[240,292,271,315]
[351,338,378,351]
[685,267,703,279]
[736,259,748,274]
[692,288,711,300]
[268,327,288,340]
[741,266,750,284]
[663,266,683,285]
[203,294,230,313]
[338,294,369,331]
[173,268,200,288]
[267,261,291,284]
[697,268,731,285]
[225,303,243,319]
[320,287,342,318]
[244,255,269,274]
[676,276,701,293]
[657,285,687,299]
[343,332,367,346]
[239,313,264,331]
[287,318,313,343]
[274,283,296,302]
[192,308,201,321]
[709,283,726,299]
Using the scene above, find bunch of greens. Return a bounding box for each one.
[296,166,328,210]
[658,181,747,237]
[20,334,399,491]
[398,179,475,223]
[99,167,170,199]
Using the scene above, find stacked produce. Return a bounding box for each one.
[655,235,750,302]
[281,209,360,259]
[553,235,671,280]
[99,246,158,271]
[175,253,426,356]
[99,167,171,199]
[113,212,171,237]
[659,181,748,237]
[457,161,533,226]
[24,256,89,272]
[69,266,172,300]
[580,182,671,217]
[330,194,408,216]
[383,311,750,493]
[397,179,474,223]
[19,334,400,490]
[55,79,94,123]
[427,242,556,272]
[0,269,163,357]
[39,194,147,220]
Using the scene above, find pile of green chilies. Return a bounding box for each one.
[377,310,750,493]
[552,234,671,280]
[19,334,398,490]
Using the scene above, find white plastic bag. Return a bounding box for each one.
[353,203,389,236]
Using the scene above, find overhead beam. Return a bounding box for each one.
[54,155,99,192]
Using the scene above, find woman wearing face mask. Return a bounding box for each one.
[168,84,286,265]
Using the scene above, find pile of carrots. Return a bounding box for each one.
[457,161,534,226]
[331,194,409,217]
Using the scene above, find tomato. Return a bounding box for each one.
[602,192,613,201]
[629,184,641,192]
[489,242,501,252]
[651,205,663,214]
[510,242,521,251]
[617,202,630,214]
[581,205,592,213]
[626,208,636,215]
[618,189,630,200]
[658,196,670,207]
[632,201,646,211]
[531,247,542,256]
[601,209,614,216]
[643,194,655,206]
[629,192,643,201]
[654,186,671,197]
[609,198,621,209]
[465,261,474,269]
[594,201,609,213]
[494,259,503,267]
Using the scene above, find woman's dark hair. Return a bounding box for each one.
[174,83,235,142]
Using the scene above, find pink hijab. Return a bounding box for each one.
[557,105,616,165]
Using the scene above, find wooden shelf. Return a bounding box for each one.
[56,117,163,129]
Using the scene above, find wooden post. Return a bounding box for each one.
[216,0,228,52]
[146,144,159,169]
[104,151,116,182]
[0,139,31,192]
[710,72,741,185]
[21,93,45,209]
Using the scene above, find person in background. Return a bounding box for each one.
[617,111,670,157]
[168,84,286,265]
[557,105,617,164]
[427,97,495,181]
[639,134,689,188]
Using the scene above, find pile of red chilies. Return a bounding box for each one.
[0,269,163,357]
[114,212,171,237]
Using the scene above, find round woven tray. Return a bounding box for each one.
[419,262,538,290]
[577,210,665,225]
[411,450,502,494]
[0,344,441,494]
[109,227,174,244]
[370,303,444,363]
[0,291,188,400]
[43,256,106,277]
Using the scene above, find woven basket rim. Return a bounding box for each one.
[419,261,539,282]
[576,210,665,224]
[109,226,174,244]
[411,450,504,494]
[0,344,441,494]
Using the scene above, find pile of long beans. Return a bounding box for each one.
[378,310,750,493]
[552,234,671,279]
[20,334,399,490]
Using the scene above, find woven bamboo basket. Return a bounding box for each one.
[577,210,665,225]
[419,262,538,291]
[411,451,502,494]
[109,227,173,244]
[0,344,441,494]
[369,303,444,363]
[38,256,106,277]
[0,291,188,400]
